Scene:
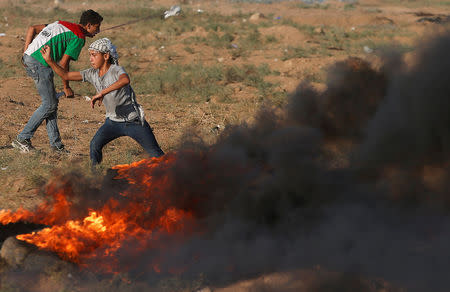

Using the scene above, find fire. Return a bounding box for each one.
[0,153,195,274]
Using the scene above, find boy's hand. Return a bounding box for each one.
[64,87,74,98]
[40,45,51,61]
[91,92,104,108]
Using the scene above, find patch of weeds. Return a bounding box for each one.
[184,46,195,54]
[244,29,262,47]
[282,46,316,60]
[296,3,330,9]
[364,7,383,13]
[4,151,52,189]
[225,63,272,87]
[135,63,228,102]
[240,63,279,98]
[344,3,358,10]
[362,40,415,53]
[207,32,235,48]
[281,18,316,36]
[271,90,288,106]
[265,34,278,43]
[28,172,47,188]
[304,68,325,83]
[0,5,76,19]
[378,0,448,8]
[101,7,163,19]
[0,59,17,78]
[183,36,207,46]
[224,66,247,83]
[229,46,248,59]
[200,13,237,33]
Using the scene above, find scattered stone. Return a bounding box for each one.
[413,12,435,17]
[363,46,373,53]
[417,15,450,23]
[373,16,395,25]
[22,248,72,273]
[1,236,77,273]
[0,237,34,268]
[8,98,25,106]
[314,27,325,35]
[249,13,264,22]
[211,125,222,134]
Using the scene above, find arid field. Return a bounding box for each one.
[0,0,449,291]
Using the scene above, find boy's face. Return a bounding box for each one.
[85,23,101,37]
[89,50,109,69]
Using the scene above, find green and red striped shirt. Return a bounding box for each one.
[24,20,86,66]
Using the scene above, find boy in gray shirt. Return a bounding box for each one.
[41,38,164,167]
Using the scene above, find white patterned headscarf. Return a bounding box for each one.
[88,38,119,65]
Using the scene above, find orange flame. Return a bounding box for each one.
[1,154,195,274]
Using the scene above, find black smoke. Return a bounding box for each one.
[3,33,449,292]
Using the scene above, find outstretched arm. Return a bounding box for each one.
[91,73,130,108]
[40,45,82,81]
[24,24,46,53]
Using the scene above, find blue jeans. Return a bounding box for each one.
[18,54,63,147]
[90,118,165,165]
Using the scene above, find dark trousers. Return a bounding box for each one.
[90,118,164,165]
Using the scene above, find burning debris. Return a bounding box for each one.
[1,33,449,291]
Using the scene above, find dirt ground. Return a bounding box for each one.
[0,0,447,208]
[0,2,447,204]
[0,0,449,291]
[0,0,447,207]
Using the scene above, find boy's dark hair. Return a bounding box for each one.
[79,10,103,25]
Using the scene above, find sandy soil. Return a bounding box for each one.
[0,0,448,206]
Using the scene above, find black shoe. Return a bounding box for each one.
[11,138,34,153]
[51,145,70,154]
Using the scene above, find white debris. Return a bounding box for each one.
[1,167,7,170]
[82,120,89,124]
[249,13,264,22]
[196,9,204,13]
[363,46,374,53]
[164,5,181,19]
[85,96,91,101]
[0,33,5,37]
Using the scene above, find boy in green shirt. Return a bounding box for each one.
[12,9,103,153]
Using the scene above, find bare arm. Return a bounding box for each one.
[24,24,46,53]
[91,73,131,108]
[58,54,75,97]
[40,46,82,81]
